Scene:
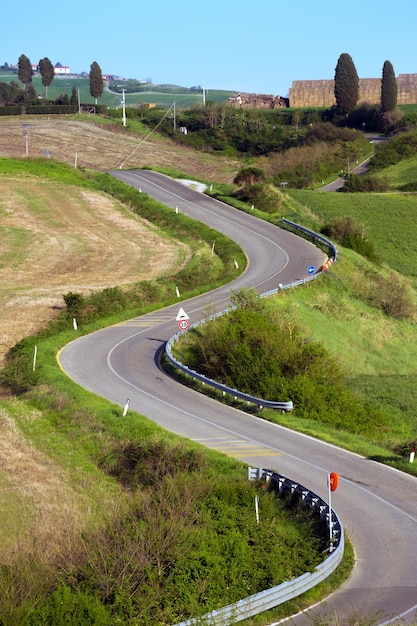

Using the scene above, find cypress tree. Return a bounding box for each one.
[334,53,359,115]
[381,60,397,113]
[17,54,32,90]
[39,57,55,99]
[70,86,78,106]
[89,61,103,104]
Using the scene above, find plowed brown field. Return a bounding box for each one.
[0,116,238,179]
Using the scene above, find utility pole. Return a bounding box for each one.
[22,123,29,156]
[122,88,126,127]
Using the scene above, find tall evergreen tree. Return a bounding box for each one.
[39,57,55,99]
[334,53,359,115]
[381,60,397,113]
[70,86,78,106]
[89,61,103,104]
[17,54,32,90]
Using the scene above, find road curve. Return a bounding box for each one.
[59,171,417,625]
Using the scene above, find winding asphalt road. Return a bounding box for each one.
[59,171,417,625]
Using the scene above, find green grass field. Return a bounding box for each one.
[286,189,417,283]
[0,158,350,625]
[0,74,234,108]
[374,158,417,188]
[1,125,417,624]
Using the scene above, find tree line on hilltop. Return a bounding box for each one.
[0,54,105,105]
[1,51,399,115]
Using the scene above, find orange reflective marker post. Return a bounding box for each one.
[329,471,339,491]
[328,472,339,551]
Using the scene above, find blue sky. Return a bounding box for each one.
[4,0,417,96]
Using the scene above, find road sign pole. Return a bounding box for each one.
[328,474,333,551]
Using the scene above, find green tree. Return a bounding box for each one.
[89,61,103,104]
[39,57,55,99]
[17,53,32,90]
[70,86,78,107]
[234,166,266,189]
[0,81,21,105]
[334,53,359,115]
[381,60,397,113]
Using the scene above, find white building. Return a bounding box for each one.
[54,62,70,75]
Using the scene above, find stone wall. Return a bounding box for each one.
[288,74,417,108]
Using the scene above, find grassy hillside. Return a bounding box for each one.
[0,74,234,108]
[286,189,417,284]
[0,158,343,625]
[1,117,417,624]
[374,157,417,189]
[228,178,417,463]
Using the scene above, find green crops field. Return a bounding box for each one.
[0,74,234,108]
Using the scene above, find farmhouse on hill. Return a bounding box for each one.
[53,62,70,75]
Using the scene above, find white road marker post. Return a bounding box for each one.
[33,345,37,372]
[410,446,415,463]
[122,398,130,417]
[255,495,260,525]
[73,318,78,330]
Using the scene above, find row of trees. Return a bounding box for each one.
[334,53,397,114]
[16,54,104,103]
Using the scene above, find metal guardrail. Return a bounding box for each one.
[174,468,344,626]
[168,223,341,625]
[281,217,339,262]
[165,219,338,412]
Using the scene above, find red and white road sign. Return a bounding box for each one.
[176,307,189,321]
[178,319,189,330]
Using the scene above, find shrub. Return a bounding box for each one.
[236,182,284,213]
[0,337,40,394]
[340,173,389,193]
[234,166,266,188]
[321,216,380,263]
[365,272,415,319]
[101,440,207,489]
[63,291,85,316]
[27,586,111,625]
[370,129,417,170]
[176,289,387,435]
[343,103,384,133]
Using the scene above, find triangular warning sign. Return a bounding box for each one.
[176,307,189,321]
